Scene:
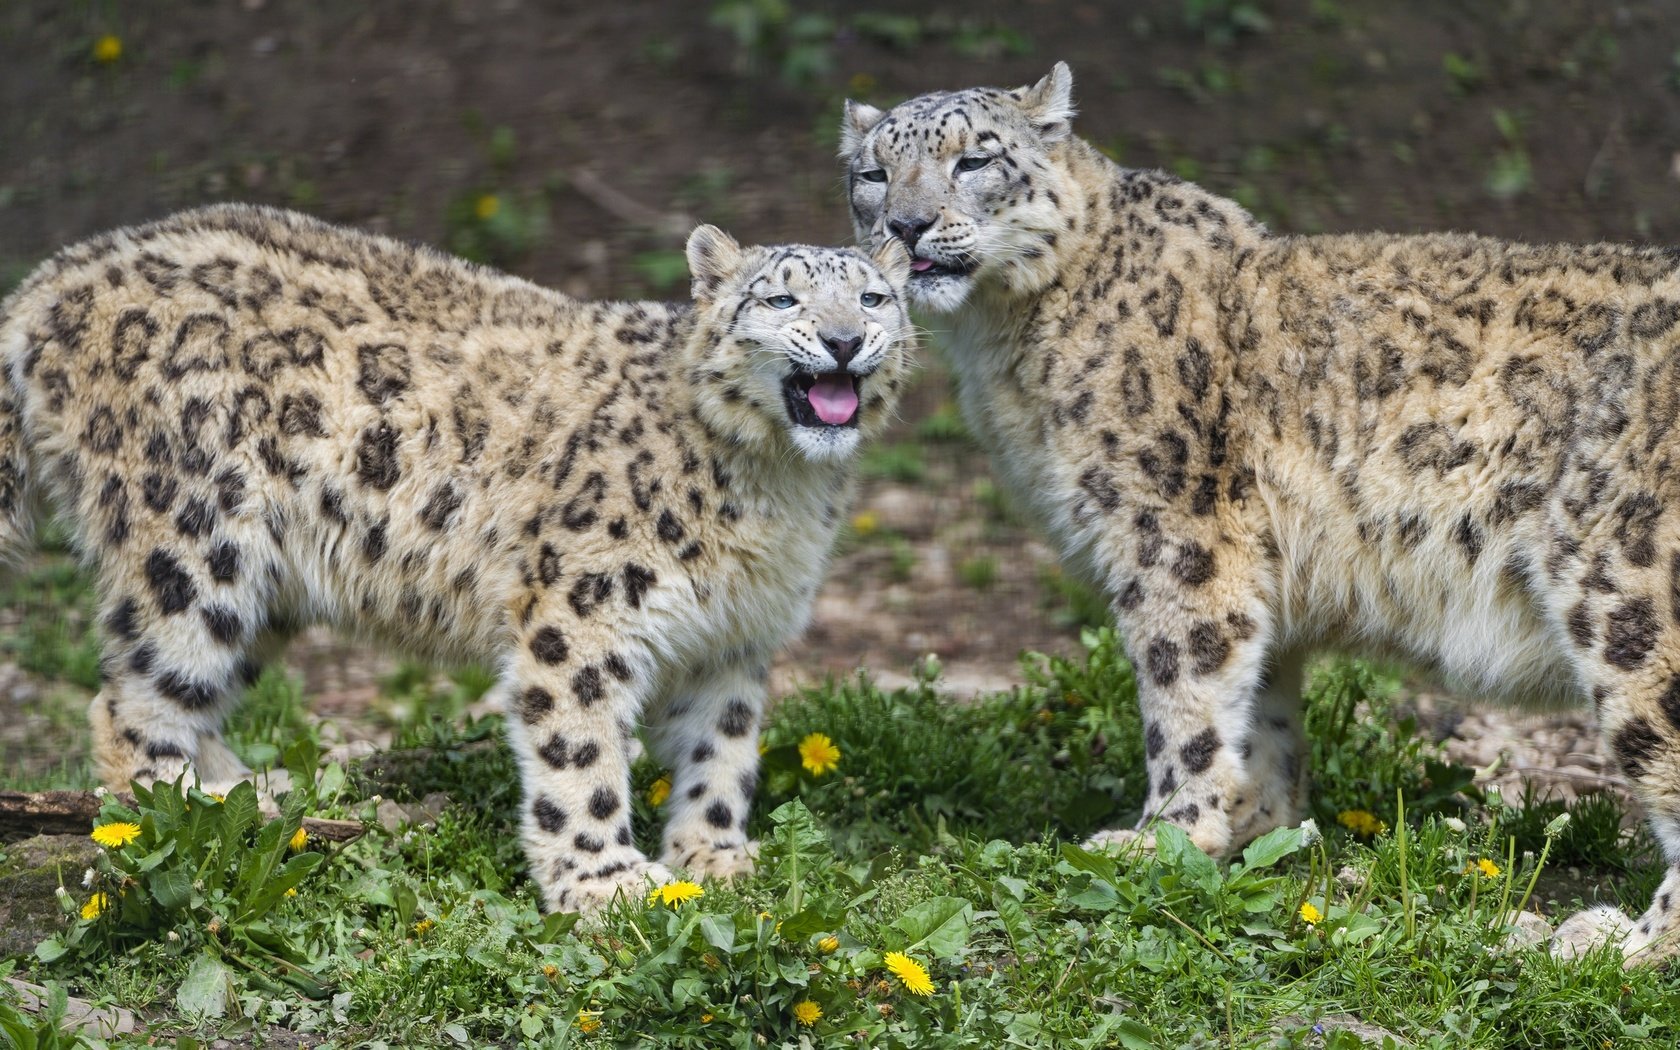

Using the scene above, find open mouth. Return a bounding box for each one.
[909,255,978,280]
[783,371,861,428]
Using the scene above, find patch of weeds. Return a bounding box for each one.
[1306,659,1475,833]
[710,0,836,86]
[1485,109,1534,200]
[860,441,925,482]
[957,556,998,590]
[631,249,692,294]
[1039,565,1109,631]
[1180,0,1271,46]
[914,401,969,443]
[223,669,316,774]
[884,537,916,582]
[0,528,100,692]
[1443,51,1486,95]
[758,631,1144,857]
[444,189,546,267]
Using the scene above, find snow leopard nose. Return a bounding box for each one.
[887,216,934,251]
[820,332,863,370]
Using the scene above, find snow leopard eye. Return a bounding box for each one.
[859,292,886,308]
[858,169,887,184]
[765,294,797,309]
[955,154,992,173]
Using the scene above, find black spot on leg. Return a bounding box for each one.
[1187,621,1231,676]
[106,598,141,641]
[572,665,604,705]
[145,549,196,614]
[533,796,567,833]
[573,833,605,854]
[1179,727,1221,774]
[622,563,656,607]
[572,740,601,768]
[200,605,241,645]
[1567,601,1594,647]
[588,788,621,820]
[130,644,157,675]
[603,653,633,682]
[1604,597,1659,670]
[1613,716,1663,779]
[704,802,733,829]
[155,670,218,710]
[691,742,715,763]
[615,825,632,846]
[1659,676,1680,732]
[538,734,569,768]
[656,509,685,543]
[174,497,214,539]
[1147,637,1180,687]
[1145,723,1165,759]
[1171,542,1215,586]
[530,626,569,664]
[718,699,753,737]
[520,687,554,725]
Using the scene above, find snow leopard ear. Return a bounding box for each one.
[870,238,912,291]
[1014,61,1076,143]
[840,98,886,158]
[686,224,744,301]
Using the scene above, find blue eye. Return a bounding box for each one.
[858,169,887,184]
[859,292,886,307]
[956,155,992,173]
[766,294,797,309]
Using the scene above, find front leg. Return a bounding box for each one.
[504,611,669,913]
[1086,510,1275,859]
[645,654,767,880]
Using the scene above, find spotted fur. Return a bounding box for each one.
[843,62,1680,963]
[0,205,912,912]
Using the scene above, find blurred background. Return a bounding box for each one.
[2,0,1679,783]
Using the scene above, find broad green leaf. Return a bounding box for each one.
[176,951,234,1021]
[1237,826,1306,872]
[892,896,972,957]
[149,866,194,910]
[1058,842,1119,885]
[699,914,735,956]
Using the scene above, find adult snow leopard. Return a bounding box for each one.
[841,62,1680,962]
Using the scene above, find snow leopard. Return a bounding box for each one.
[0,204,913,911]
[841,61,1680,963]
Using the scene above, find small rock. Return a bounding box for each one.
[1500,909,1553,951]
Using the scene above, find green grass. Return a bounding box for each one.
[4,608,1680,1044]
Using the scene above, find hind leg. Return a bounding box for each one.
[645,652,768,880]
[89,536,271,795]
[1546,541,1680,964]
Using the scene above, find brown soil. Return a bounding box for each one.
[4,1,1680,783]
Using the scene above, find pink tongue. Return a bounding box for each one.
[910,258,937,272]
[808,375,859,425]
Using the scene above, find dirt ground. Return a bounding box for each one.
[4,0,1680,788]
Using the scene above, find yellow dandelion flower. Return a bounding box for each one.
[793,1000,823,1026]
[817,934,840,953]
[850,510,880,537]
[91,821,141,849]
[92,34,122,65]
[542,964,559,980]
[883,951,934,996]
[648,880,704,908]
[798,732,841,776]
[413,918,435,936]
[80,892,110,920]
[475,194,501,221]
[288,826,309,852]
[1337,809,1387,837]
[575,1009,601,1033]
[646,776,671,807]
[1299,901,1322,925]
[1473,858,1501,879]
[700,1012,714,1024]
[208,793,226,803]
[284,887,298,898]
